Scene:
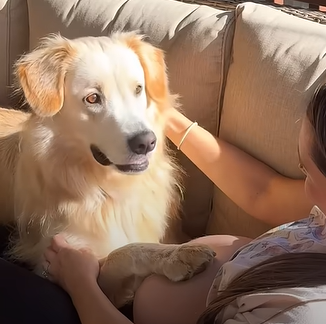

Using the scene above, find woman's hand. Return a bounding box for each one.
[44,235,133,324]
[43,234,100,295]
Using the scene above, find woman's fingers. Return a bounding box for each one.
[51,234,69,252]
[41,257,56,281]
[44,246,57,263]
[41,259,51,274]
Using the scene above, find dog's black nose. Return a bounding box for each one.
[128,131,157,155]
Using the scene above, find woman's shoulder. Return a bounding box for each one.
[206,206,326,306]
[233,205,326,261]
[261,205,325,236]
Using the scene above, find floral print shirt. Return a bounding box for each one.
[207,206,326,324]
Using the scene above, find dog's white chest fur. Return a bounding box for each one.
[61,190,169,258]
[11,153,176,270]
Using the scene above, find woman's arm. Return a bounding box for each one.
[165,109,312,226]
[68,278,132,324]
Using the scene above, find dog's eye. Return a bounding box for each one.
[135,85,143,95]
[85,94,101,104]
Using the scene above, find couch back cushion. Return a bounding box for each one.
[207,2,326,238]
[26,0,235,238]
[0,0,29,107]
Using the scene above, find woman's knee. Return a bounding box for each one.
[133,235,251,324]
[0,258,81,324]
[133,258,221,324]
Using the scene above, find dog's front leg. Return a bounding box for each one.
[98,242,216,308]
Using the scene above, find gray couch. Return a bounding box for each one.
[1,0,326,240]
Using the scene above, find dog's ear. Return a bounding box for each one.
[123,33,169,105]
[15,34,76,117]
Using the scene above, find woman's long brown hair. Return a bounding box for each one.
[197,253,326,324]
[197,84,326,324]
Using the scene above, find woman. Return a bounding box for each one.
[13,84,326,324]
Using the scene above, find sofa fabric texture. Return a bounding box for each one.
[1,0,326,239]
[0,0,29,107]
[207,3,326,237]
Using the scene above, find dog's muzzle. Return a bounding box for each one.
[90,130,156,173]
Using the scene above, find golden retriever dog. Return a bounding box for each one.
[0,32,215,307]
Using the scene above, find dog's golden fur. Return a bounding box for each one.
[0,32,215,307]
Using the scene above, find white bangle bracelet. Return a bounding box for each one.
[177,121,198,150]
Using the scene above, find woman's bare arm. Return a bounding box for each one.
[69,278,133,324]
[165,109,312,226]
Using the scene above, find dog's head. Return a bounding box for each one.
[15,33,172,174]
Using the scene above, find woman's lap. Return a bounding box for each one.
[0,257,81,324]
[0,225,133,323]
[0,225,251,324]
[0,226,80,323]
[133,235,252,324]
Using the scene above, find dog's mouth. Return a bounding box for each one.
[90,145,149,173]
[91,145,112,166]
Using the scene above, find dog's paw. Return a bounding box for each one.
[163,244,216,282]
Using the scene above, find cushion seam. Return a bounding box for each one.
[215,13,236,137]
[5,0,10,94]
